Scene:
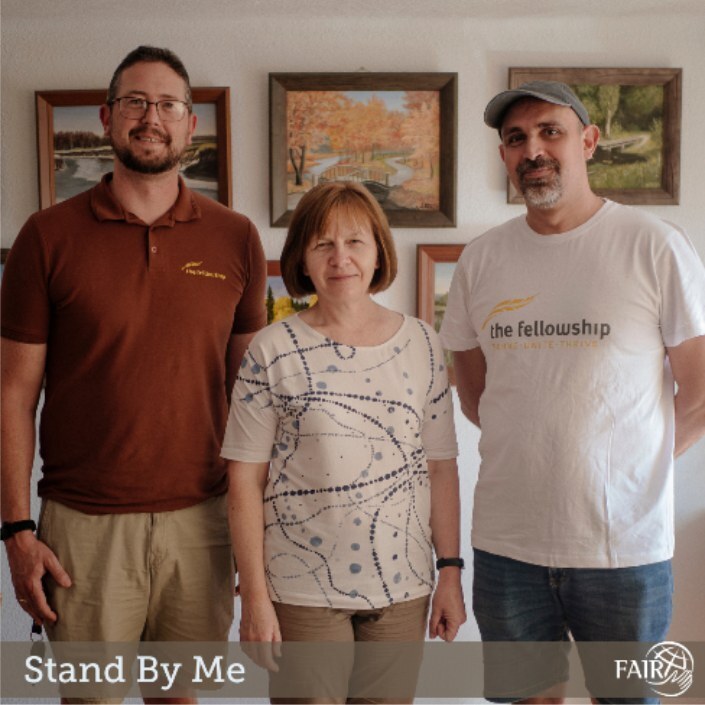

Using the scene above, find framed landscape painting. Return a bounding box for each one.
[266,260,315,324]
[417,244,464,383]
[270,72,457,227]
[35,87,232,209]
[506,67,681,205]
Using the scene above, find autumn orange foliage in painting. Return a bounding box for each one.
[286,90,440,212]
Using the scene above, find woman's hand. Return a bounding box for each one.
[428,571,466,642]
[240,597,282,671]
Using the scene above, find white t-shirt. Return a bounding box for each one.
[222,314,457,607]
[440,200,705,568]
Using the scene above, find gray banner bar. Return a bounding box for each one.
[1,640,701,701]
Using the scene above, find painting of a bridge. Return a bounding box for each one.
[270,74,457,227]
[286,89,440,211]
[507,68,681,205]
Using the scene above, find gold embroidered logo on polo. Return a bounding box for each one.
[181,261,227,281]
[481,295,537,329]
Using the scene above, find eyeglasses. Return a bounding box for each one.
[110,96,190,122]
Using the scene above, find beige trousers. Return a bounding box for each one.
[269,595,430,704]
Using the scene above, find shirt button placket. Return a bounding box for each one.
[148,227,161,271]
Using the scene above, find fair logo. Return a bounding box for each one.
[615,641,694,698]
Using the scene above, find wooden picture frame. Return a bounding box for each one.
[417,244,464,384]
[505,68,681,205]
[270,72,457,227]
[35,87,232,209]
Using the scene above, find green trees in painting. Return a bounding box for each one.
[596,85,620,138]
[572,83,665,190]
[573,84,663,136]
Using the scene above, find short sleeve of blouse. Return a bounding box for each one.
[221,334,278,462]
[418,322,458,460]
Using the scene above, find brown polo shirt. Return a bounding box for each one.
[1,175,266,514]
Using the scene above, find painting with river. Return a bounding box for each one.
[51,103,220,203]
[286,90,441,215]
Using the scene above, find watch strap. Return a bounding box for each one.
[0,519,37,542]
[436,557,465,570]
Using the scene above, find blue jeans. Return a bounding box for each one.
[473,548,673,704]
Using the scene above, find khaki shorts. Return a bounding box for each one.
[270,595,429,704]
[39,495,235,643]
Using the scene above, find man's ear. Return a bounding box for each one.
[186,111,197,145]
[583,124,601,160]
[99,104,112,137]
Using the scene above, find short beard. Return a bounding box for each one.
[111,129,183,175]
[517,156,562,209]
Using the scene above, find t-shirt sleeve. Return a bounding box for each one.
[231,219,267,335]
[420,324,458,460]
[438,246,480,351]
[1,217,51,344]
[658,225,705,348]
[221,336,278,462]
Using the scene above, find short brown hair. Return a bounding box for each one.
[107,45,192,108]
[281,182,398,298]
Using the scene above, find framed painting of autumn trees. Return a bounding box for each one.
[270,73,457,227]
[506,68,681,205]
[35,88,232,209]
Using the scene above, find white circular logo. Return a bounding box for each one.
[645,641,694,697]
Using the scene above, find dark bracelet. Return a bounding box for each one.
[436,557,465,570]
[0,519,37,542]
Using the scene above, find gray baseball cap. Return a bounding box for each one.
[484,80,591,130]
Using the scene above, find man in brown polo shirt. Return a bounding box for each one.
[1,45,266,681]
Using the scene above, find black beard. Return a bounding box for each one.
[111,130,182,175]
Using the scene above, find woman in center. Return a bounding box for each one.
[222,181,465,704]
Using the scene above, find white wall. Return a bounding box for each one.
[2,0,704,658]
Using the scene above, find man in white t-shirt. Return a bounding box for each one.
[440,81,705,704]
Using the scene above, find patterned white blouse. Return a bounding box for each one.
[222,313,457,609]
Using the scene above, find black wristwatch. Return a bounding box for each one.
[0,519,37,542]
[436,557,464,570]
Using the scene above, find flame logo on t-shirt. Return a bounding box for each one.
[481,295,537,329]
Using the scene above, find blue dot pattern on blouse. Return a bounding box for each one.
[222,314,457,609]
